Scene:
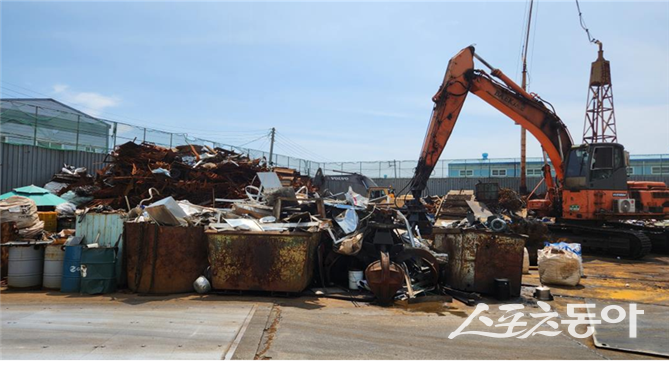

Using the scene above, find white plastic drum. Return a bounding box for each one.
[348,270,364,290]
[43,244,65,289]
[8,245,45,288]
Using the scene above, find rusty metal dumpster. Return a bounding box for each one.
[207,231,321,293]
[125,222,208,294]
[433,228,526,296]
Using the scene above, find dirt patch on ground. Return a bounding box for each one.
[523,254,669,305]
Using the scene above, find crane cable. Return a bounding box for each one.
[575,0,599,44]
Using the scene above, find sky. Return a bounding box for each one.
[1,0,668,164]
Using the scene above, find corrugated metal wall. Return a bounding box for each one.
[1,144,108,193]
[371,177,545,196]
[369,176,669,197]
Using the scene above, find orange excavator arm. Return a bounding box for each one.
[411,46,573,198]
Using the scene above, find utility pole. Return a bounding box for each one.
[519,0,534,195]
[268,127,276,166]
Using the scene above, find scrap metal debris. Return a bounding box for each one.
[2,146,597,310]
[89,142,275,209]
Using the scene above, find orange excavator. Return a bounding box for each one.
[408,46,669,258]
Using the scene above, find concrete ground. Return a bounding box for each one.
[0,292,257,360]
[1,254,667,360]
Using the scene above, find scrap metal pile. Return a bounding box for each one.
[88,142,272,209]
[43,142,311,210]
[125,175,548,305]
[320,195,448,305]
[44,164,95,195]
[122,173,447,304]
[10,146,575,306]
[435,185,550,257]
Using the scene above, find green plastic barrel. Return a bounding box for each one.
[80,247,117,294]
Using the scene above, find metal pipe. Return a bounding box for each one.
[475,52,536,102]
[520,0,535,195]
[473,52,495,70]
[395,210,418,248]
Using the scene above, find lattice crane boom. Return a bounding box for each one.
[582,41,618,143]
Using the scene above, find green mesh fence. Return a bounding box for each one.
[1,100,109,152]
[0,100,321,175]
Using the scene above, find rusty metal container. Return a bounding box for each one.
[1,222,18,279]
[433,228,526,296]
[38,211,58,233]
[124,222,208,294]
[207,231,321,293]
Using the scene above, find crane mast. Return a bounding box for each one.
[582,42,618,143]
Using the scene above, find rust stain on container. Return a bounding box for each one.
[1,222,18,279]
[433,228,526,296]
[207,231,320,293]
[125,222,208,294]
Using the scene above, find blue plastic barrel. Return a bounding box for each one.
[61,245,83,293]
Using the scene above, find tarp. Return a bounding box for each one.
[0,184,67,207]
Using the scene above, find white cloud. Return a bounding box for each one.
[51,84,120,116]
[52,84,68,93]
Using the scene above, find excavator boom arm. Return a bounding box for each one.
[411,46,573,197]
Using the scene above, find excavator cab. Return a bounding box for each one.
[563,143,628,191]
[561,142,633,220]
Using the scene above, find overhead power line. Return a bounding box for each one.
[274,132,330,162]
[274,137,326,162]
[273,140,320,162]
[238,133,270,147]
[1,86,36,98]
[0,80,272,137]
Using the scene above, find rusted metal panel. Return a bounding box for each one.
[1,222,18,278]
[125,222,208,294]
[207,231,320,293]
[433,228,526,296]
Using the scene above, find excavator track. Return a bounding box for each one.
[547,222,652,259]
[613,222,669,254]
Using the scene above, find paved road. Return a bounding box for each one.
[1,295,257,360]
[249,297,607,360]
[0,290,662,360]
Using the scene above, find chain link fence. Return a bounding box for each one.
[3,99,667,180]
[0,99,319,176]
